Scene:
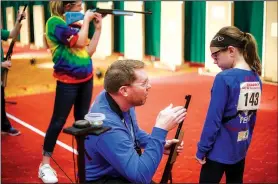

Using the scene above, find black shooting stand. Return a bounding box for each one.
[63,125,111,183]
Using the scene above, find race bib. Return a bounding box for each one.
[237,82,261,111]
[237,130,249,142]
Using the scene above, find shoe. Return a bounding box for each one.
[38,163,58,183]
[1,127,21,136]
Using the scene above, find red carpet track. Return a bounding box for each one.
[1,122,77,183]
[2,73,277,183]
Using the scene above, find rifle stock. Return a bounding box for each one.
[160,95,192,184]
[1,4,27,87]
[169,131,184,164]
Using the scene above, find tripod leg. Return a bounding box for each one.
[75,136,86,183]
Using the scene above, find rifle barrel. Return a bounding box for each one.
[112,10,133,16]
[174,95,191,139]
[18,4,27,22]
[92,8,152,15]
[118,9,152,14]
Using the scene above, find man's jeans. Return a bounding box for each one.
[43,79,93,156]
[1,85,12,131]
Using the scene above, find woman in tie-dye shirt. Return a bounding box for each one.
[38,1,102,183]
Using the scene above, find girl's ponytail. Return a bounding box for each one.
[242,32,262,74]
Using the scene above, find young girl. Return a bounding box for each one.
[196,26,262,183]
[38,1,102,183]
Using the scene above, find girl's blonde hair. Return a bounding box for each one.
[49,1,77,17]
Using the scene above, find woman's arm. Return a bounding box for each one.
[9,21,21,39]
[9,10,26,39]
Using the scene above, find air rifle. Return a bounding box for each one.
[160,95,192,184]
[1,4,27,87]
[65,8,152,25]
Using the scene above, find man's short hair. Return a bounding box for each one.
[104,60,145,93]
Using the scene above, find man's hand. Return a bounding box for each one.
[164,139,184,155]
[195,156,206,165]
[155,104,186,131]
[1,61,12,69]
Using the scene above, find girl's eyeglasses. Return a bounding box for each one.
[211,47,227,59]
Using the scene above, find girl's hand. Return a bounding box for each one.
[84,10,97,22]
[195,156,206,165]
[93,13,102,30]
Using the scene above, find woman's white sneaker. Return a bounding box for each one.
[38,163,58,183]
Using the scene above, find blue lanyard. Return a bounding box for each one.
[122,112,135,141]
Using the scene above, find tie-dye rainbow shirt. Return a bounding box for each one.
[45,16,93,83]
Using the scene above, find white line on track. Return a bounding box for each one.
[6,113,78,155]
